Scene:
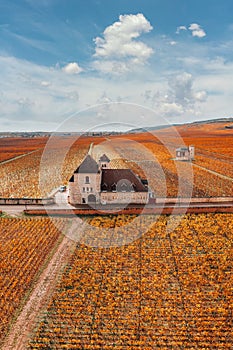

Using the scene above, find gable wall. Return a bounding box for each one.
[69,173,101,204]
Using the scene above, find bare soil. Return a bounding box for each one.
[1,235,76,350]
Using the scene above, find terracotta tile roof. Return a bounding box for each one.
[101,169,148,192]
[74,155,99,174]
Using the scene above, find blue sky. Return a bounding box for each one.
[1,0,233,131]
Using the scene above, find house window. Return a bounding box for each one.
[90,187,93,192]
[83,187,85,192]
[85,176,90,184]
[82,198,86,204]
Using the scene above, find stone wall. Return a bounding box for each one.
[0,197,55,205]
[69,172,101,204]
[156,197,233,204]
[100,191,148,204]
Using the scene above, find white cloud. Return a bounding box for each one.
[176,23,206,38]
[169,72,193,104]
[170,41,177,46]
[194,90,207,102]
[62,62,83,74]
[2,46,233,131]
[161,102,184,116]
[176,26,187,34]
[93,13,153,74]
[41,81,51,87]
[189,23,206,38]
[97,92,113,104]
[92,60,130,75]
[142,72,208,119]
[168,72,207,106]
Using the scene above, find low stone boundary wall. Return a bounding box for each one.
[25,205,233,217]
[156,197,233,204]
[0,197,55,205]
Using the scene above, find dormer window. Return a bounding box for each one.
[102,183,108,192]
[130,183,135,192]
[121,182,127,192]
[111,183,117,192]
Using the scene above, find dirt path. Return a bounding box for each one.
[192,163,233,182]
[1,221,82,350]
[0,149,41,166]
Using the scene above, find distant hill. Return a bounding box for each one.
[127,125,177,133]
[1,117,233,137]
[190,117,233,124]
[128,117,233,134]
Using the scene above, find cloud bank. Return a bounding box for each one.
[1,13,232,131]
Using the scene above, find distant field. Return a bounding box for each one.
[0,137,48,163]
[0,136,103,198]
[28,213,233,349]
[111,122,233,197]
[0,122,233,198]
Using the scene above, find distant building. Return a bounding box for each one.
[68,154,149,205]
[176,145,195,161]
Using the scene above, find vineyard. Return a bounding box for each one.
[0,136,101,198]
[0,137,48,163]
[110,126,233,198]
[0,118,233,349]
[0,217,65,344]
[29,213,233,349]
[0,123,233,199]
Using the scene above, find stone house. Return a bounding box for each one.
[68,154,149,205]
[175,145,195,161]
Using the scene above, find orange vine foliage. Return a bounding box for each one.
[1,125,233,198]
[0,137,95,198]
[29,213,233,349]
[112,125,233,198]
[0,137,48,163]
[0,217,64,342]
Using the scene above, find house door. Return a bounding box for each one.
[88,194,96,203]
